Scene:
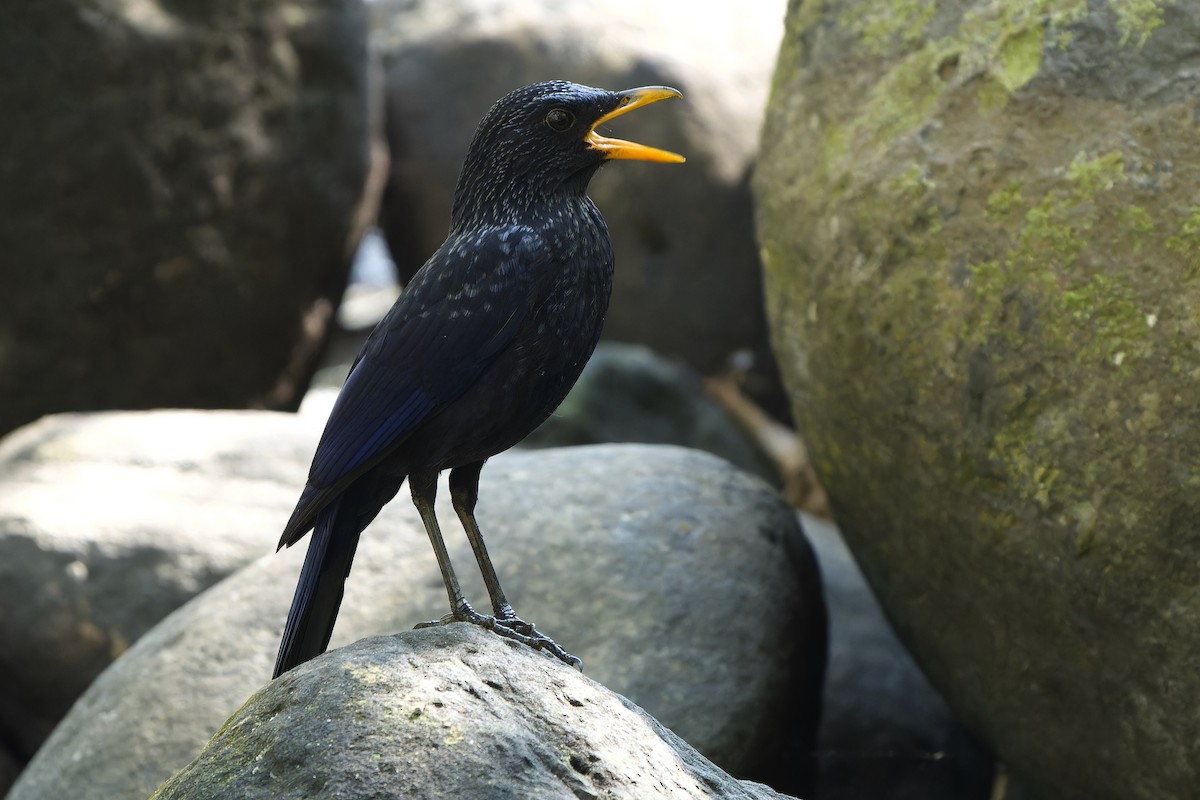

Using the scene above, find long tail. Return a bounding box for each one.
[273,495,362,678]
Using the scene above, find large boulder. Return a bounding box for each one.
[0,0,376,436]
[755,1,1200,799]
[0,410,318,759]
[149,626,793,800]
[8,440,824,800]
[370,0,785,406]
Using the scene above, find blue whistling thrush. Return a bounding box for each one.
[273,81,684,677]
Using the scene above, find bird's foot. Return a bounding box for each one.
[415,603,582,670]
[491,604,535,636]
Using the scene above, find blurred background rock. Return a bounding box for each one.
[0,0,381,438]
[0,0,789,439]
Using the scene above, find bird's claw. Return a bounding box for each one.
[492,613,582,669]
[415,603,582,669]
[493,613,535,637]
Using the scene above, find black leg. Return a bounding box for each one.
[446,462,582,669]
[409,469,470,616]
[448,461,516,620]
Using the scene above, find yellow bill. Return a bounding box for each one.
[586,86,686,164]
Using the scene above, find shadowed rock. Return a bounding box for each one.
[806,514,994,800]
[0,410,318,758]
[0,0,377,436]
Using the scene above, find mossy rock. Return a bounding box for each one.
[755,2,1200,799]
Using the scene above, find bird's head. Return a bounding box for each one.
[451,80,684,227]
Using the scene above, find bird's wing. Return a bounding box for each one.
[278,227,544,547]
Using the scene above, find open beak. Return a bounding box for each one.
[586,86,685,163]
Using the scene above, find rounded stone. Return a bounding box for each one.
[755,2,1200,799]
[149,627,792,800]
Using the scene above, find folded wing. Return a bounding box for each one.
[277,227,544,548]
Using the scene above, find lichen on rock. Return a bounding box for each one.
[755,0,1200,798]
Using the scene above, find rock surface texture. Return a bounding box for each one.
[0,0,375,436]
[149,627,795,800]
[0,411,317,759]
[370,0,785,402]
[755,2,1200,799]
[8,435,824,800]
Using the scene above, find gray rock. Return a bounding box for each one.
[524,342,777,483]
[9,440,823,800]
[0,410,320,758]
[149,626,794,800]
[0,0,376,436]
[370,0,784,406]
[805,513,993,800]
[755,1,1200,798]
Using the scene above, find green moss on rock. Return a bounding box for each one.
[754,0,1200,798]
[838,0,937,56]
[1165,207,1200,262]
[994,24,1045,91]
[1112,0,1168,45]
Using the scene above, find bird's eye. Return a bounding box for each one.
[545,108,575,132]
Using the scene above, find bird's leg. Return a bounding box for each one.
[448,462,518,623]
[409,470,473,621]
[449,463,582,669]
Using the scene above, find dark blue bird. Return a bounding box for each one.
[273,81,684,677]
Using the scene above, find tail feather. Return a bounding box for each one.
[273,495,362,678]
